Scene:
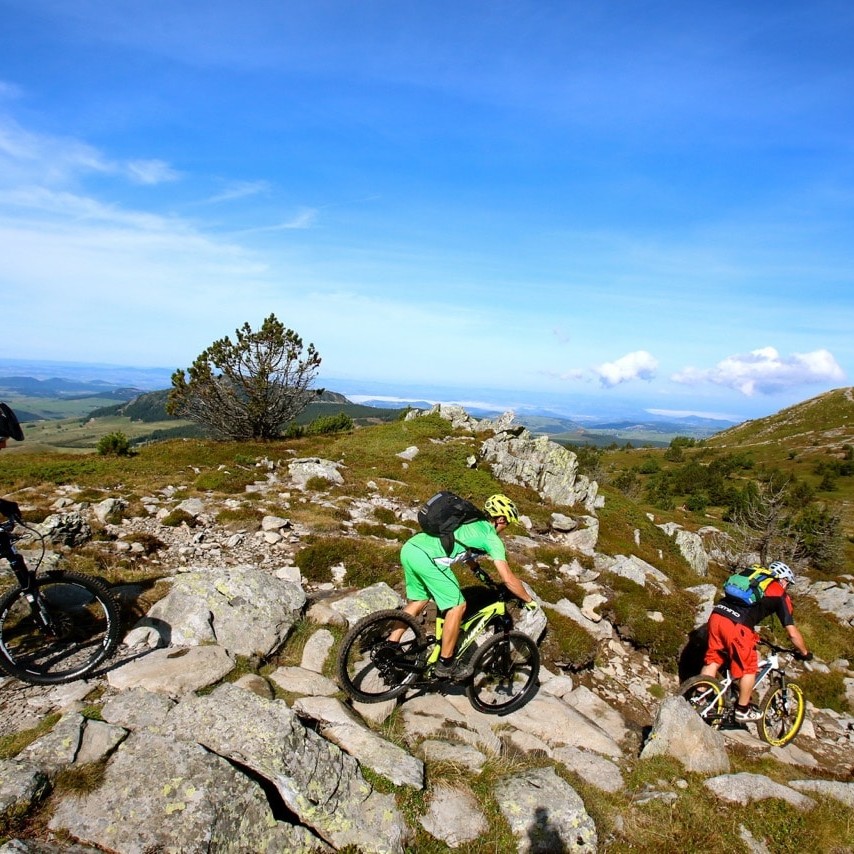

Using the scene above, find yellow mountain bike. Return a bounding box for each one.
[679,637,806,747]
[336,550,539,715]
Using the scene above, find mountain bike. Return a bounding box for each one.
[678,637,806,746]
[336,550,540,715]
[0,517,122,685]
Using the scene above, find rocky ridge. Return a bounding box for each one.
[1,403,853,852]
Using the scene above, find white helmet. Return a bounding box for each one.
[769,560,795,584]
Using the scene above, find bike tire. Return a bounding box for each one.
[679,675,725,728]
[757,681,805,747]
[465,630,539,715]
[0,571,121,685]
[336,609,430,704]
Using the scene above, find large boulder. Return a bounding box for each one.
[166,683,409,853]
[134,564,305,656]
[640,696,730,774]
[480,429,598,511]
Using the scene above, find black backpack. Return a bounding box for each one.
[417,491,488,556]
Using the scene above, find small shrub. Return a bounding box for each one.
[305,475,334,492]
[160,508,198,528]
[306,412,353,435]
[122,532,166,555]
[295,535,400,587]
[97,431,132,457]
[373,506,397,525]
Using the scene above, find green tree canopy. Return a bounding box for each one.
[167,314,322,440]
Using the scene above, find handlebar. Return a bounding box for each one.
[758,636,811,661]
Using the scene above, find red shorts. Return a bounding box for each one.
[704,613,758,678]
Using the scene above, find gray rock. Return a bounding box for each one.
[0,759,48,817]
[140,564,305,656]
[419,783,489,848]
[48,731,327,853]
[419,739,487,773]
[19,712,83,775]
[641,696,730,774]
[106,645,235,694]
[480,429,598,511]
[327,582,403,625]
[300,628,335,673]
[269,665,339,697]
[788,779,854,807]
[101,687,176,730]
[552,745,625,792]
[288,458,344,488]
[167,683,409,853]
[704,772,816,809]
[493,766,597,853]
[74,719,127,765]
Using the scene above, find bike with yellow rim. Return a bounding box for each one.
[679,638,806,747]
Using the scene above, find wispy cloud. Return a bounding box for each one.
[206,180,271,204]
[593,351,659,388]
[672,347,845,395]
[126,159,180,185]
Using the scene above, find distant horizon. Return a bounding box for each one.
[4,355,847,427]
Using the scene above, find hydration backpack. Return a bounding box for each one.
[722,565,776,606]
[417,491,488,556]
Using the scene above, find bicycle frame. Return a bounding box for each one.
[0,521,36,592]
[718,650,780,699]
[428,596,511,668]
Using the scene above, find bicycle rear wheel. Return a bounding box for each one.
[679,675,725,727]
[0,571,121,685]
[336,610,430,703]
[758,681,805,746]
[465,630,539,715]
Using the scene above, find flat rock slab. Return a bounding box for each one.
[106,645,234,694]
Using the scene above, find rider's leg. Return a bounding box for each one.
[439,602,466,659]
[737,671,757,707]
[387,600,429,643]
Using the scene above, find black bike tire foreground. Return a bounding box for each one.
[0,570,121,685]
[465,630,540,715]
[678,675,725,727]
[336,609,429,703]
[757,682,805,746]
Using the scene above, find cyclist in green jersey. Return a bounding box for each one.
[398,493,538,681]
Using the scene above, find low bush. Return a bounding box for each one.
[295,535,400,587]
[96,431,132,457]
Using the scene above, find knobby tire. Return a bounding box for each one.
[0,571,121,685]
[679,675,725,727]
[336,609,429,704]
[757,681,805,746]
[465,630,539,715]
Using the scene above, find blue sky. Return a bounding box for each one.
[0,1,851,422]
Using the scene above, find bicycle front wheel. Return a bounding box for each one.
[336,610,430,704]
[0,571,121,685]
[758,681,805,746]
[465,630,539,715]
[679,675,725,727]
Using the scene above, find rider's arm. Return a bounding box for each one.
[785,624,809,657]
[493,559,534,604]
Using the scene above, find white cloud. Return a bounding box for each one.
[593,350,658,388]
[206,180,271,204]
[672,346,845,395]
[126,159,180,185]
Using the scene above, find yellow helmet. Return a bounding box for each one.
[484,494,519,524]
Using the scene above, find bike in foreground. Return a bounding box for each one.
[678,637,806,746]
[336,550,540,715]
[0,517,122,685]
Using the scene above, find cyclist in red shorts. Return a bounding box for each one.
[700,560,811,723]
